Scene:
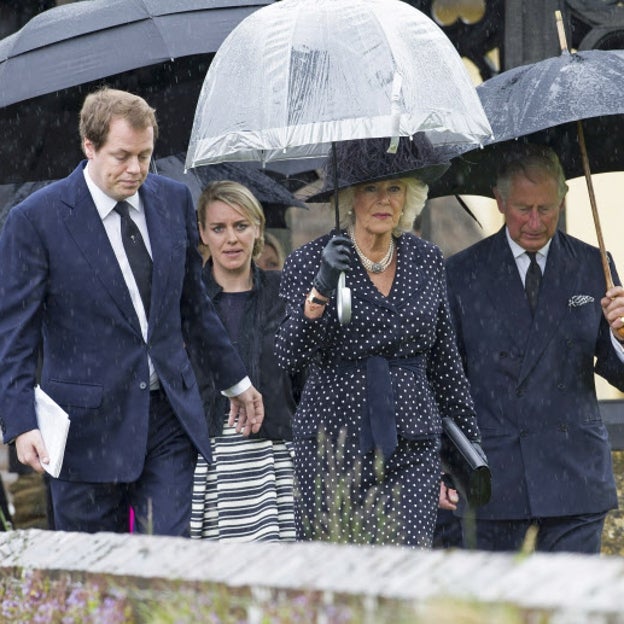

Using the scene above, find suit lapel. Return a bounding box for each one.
[61,168,142,333]
[141,180,175,332]
[518,231,580,384]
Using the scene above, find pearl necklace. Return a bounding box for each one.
[348,227,395,274]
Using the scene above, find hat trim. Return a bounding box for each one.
[306,162,450,203]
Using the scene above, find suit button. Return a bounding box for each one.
[520,429,529,437]
[139,382,148,390]
[499,351,508,359]
[557,383,565,390]
[559,424,568,432]
[516,388,524,397]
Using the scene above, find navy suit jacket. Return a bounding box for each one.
[0,162,247,482]
[446,227,623,519]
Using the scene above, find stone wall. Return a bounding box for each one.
[0,529,623,622]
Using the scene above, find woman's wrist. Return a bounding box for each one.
[304,287,329,319]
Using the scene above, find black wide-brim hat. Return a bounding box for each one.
[306,133,451,203]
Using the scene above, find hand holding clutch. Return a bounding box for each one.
[440,417,491,508]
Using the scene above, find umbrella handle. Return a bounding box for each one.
[576,120,624,339]
[337,272,351,325]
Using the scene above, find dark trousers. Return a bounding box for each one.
[468,512,607,554]
[49,389,197,536]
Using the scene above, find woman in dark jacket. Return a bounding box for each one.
[275,136,482,548]
[190,180,299,541]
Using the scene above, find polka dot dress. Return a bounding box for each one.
[275,232,480,547]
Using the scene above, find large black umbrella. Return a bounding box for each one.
[0,155,307,231]
[0,0,271,108]
[154,154,307,228]
[429,47,624,198]
[0,0,273,184]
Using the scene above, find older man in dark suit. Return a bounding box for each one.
[0,88,263,536]
[444,143,624,553]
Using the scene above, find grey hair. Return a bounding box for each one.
[495,143,569,202]
[332,178,429,236]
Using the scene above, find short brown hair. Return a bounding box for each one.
[79,87,158,153]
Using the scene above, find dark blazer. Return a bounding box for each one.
[446,227,623,520]
[0,162,247,483]
[195,262,299,440]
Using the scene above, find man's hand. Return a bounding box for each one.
[228,385,264,436]
[439,480,459,510]
[15,429,49,474]
[601,285,624,341]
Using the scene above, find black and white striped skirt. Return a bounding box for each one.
[190,422,296,542]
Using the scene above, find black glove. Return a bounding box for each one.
[312,235,353,297]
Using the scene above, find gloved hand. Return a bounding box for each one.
[312,235,353,297]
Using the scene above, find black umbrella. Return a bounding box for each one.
[0,155,307,232]
[429,47,624,198]
[0,0,274,184]
[0,58,321,185]
[0,0,272,108]
[154,154,307,228]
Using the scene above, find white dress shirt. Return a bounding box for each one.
[83,165,251,396]
[83,165,159,388]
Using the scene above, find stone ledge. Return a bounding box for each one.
[0,529,623,621]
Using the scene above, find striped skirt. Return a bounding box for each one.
[190,421,296,542]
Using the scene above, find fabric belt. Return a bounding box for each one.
[338,354,426,460]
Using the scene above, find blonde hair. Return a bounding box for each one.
[262,231,286,268]
[332,177,429,236]
[197,180,266,259]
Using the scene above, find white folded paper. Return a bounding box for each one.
[34,385,70,478]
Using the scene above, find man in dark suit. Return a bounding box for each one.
[444,143,624,553]
[0,88,264,536]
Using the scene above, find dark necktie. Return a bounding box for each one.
[114,201,152,317]
[525,251,542,315]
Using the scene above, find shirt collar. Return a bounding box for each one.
[505,227,552,261]
[83,162,141,219]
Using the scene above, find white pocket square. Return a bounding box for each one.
[568,295,594,308]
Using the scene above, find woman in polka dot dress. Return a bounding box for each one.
[275,136,482,548]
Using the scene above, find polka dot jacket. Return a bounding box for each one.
[275,231,481,448]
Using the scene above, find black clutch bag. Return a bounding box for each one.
[441,417,492,508]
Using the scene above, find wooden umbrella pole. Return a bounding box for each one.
[576,120,615,289]
[577,122,624,340]
[556,11,624,337]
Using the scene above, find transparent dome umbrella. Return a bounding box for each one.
[186,0,492,323]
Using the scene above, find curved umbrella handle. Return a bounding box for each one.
[337,271,351,325]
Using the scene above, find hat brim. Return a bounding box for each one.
[306,162,450,203]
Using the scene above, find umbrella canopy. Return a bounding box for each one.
[0,0,272,108]
[0,0,276,185]
[186,0,492,170]
[0,154,306,232]
[429,48,624,198]
[185,0,492,325]
[154,154,307,228]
